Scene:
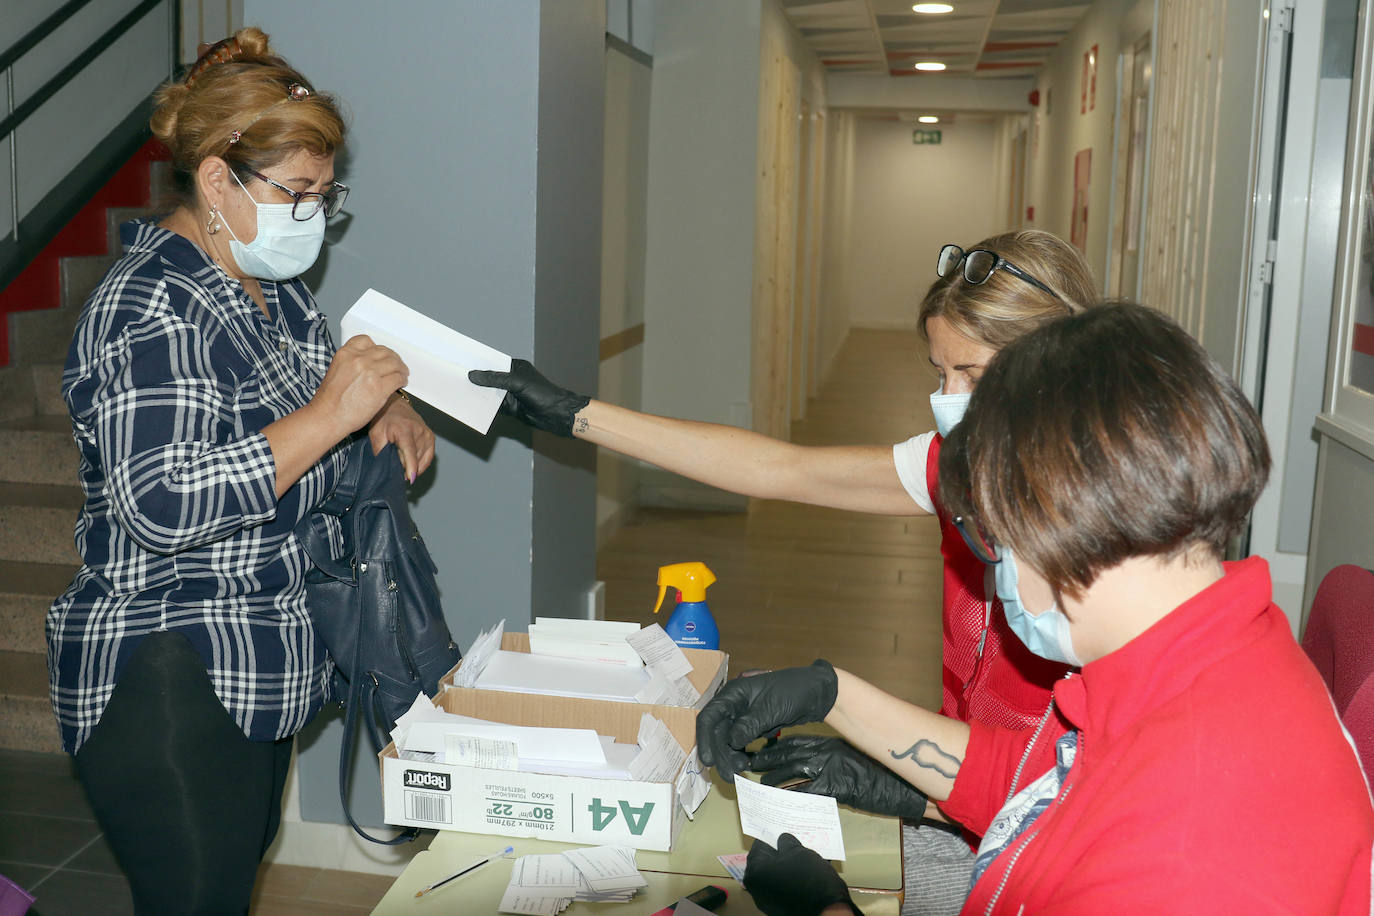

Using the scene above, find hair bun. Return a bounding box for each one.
[184,27,273,86]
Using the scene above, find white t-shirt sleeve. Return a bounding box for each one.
[892,430,938,515]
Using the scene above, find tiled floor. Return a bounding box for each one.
[0,327,940,914]
[0,747,395,914]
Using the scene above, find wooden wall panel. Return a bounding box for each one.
[1139,0,1229,340]
[751,35,800,440]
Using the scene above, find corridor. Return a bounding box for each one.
[597,327,945,709]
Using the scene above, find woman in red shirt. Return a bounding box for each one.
[698,303,1374,915]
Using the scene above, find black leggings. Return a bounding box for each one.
[74,630,293,916]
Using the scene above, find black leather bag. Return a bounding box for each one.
[295,438,461,844]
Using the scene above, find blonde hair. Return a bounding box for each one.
[917,229,1099,350]
[150,27,346,205]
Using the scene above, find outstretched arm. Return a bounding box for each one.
[472,361,927,516]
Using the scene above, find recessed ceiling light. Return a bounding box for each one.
[914,61,947,71]
[913,3,955,12]
[918,115,940,123]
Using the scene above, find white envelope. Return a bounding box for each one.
[339,288,511,434]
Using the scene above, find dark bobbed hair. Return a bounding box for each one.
[939,302,1271,598]
[917,229,1099,349]
[150,27,346,207]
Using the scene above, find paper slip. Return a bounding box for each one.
[340,288,511,434]
[634,670,701,708]
[500,846,644,913]
[673,899,717,916]
[718,853,748,883]
[444,734,519,769]
[388,690,448,750]
[498,890,566,915]
[675,747,711,818]
[629,713,688,783]
[626,623,694,680]
[453,619,506,688]
[508,855,583,896]
[560,846,646,894]
[733,774,847,861]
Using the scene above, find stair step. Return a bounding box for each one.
[31,362,65,417]
[0,482,83,566]
[0,650,61,754]
[0,559,75,654]
[0,365,36,423]
[10,303,80,366]
[0,415,77,485]
[60,253,117,313]
[106,206,158,254]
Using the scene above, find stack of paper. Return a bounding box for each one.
[390,696,644,780]
[527,618,643,667]
[499,846,647,914]
[475,649,652,702]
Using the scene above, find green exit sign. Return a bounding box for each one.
[912,129,943,145]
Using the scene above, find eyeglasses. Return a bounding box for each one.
[953,514,1001,565]
[243,168,350,220]
[937,244,1063,302]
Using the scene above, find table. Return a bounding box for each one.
[373,770,904,914]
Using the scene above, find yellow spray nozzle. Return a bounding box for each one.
[652,561,717,614]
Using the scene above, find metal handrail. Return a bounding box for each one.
[0,0,165,144]
[0,0,176,295]
[0,0,95,74]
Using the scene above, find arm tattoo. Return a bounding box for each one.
[574,416,589,435]
[890,740,961,779]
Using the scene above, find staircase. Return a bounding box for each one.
[0,180,167,753]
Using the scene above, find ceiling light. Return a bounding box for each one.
[918,115,940,123]
[914,61,947,71]
[913,3,955,12]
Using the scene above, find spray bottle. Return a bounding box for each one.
[652,561,720,650]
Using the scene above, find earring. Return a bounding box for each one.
[205,207,221,235]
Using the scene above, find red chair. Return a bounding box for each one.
[1302,564,1374,777]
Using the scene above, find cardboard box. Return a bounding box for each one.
[379,635,729,851]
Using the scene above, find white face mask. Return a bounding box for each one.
[930,387,971,437]
[222,170,325,281]
[994,547,1083,667]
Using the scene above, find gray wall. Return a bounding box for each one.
[244,0,603,829]
[640,0,762,428]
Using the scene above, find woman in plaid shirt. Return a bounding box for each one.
[46,28,434,913]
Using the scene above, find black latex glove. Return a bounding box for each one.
[750,736,928,820]
[468,358,590,438]
[696,660,838,778]
[744,833,863,916]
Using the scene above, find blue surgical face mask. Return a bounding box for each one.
[223,170,325,281]
[930,387,971,437]
[994,547,1083,667]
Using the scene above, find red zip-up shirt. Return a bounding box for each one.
[942,557,1374,914]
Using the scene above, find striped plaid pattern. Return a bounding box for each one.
[47,219,348,753]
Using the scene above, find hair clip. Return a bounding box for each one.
[227,129,243,144]
[287,83,311,101]
[185,37,243,86]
